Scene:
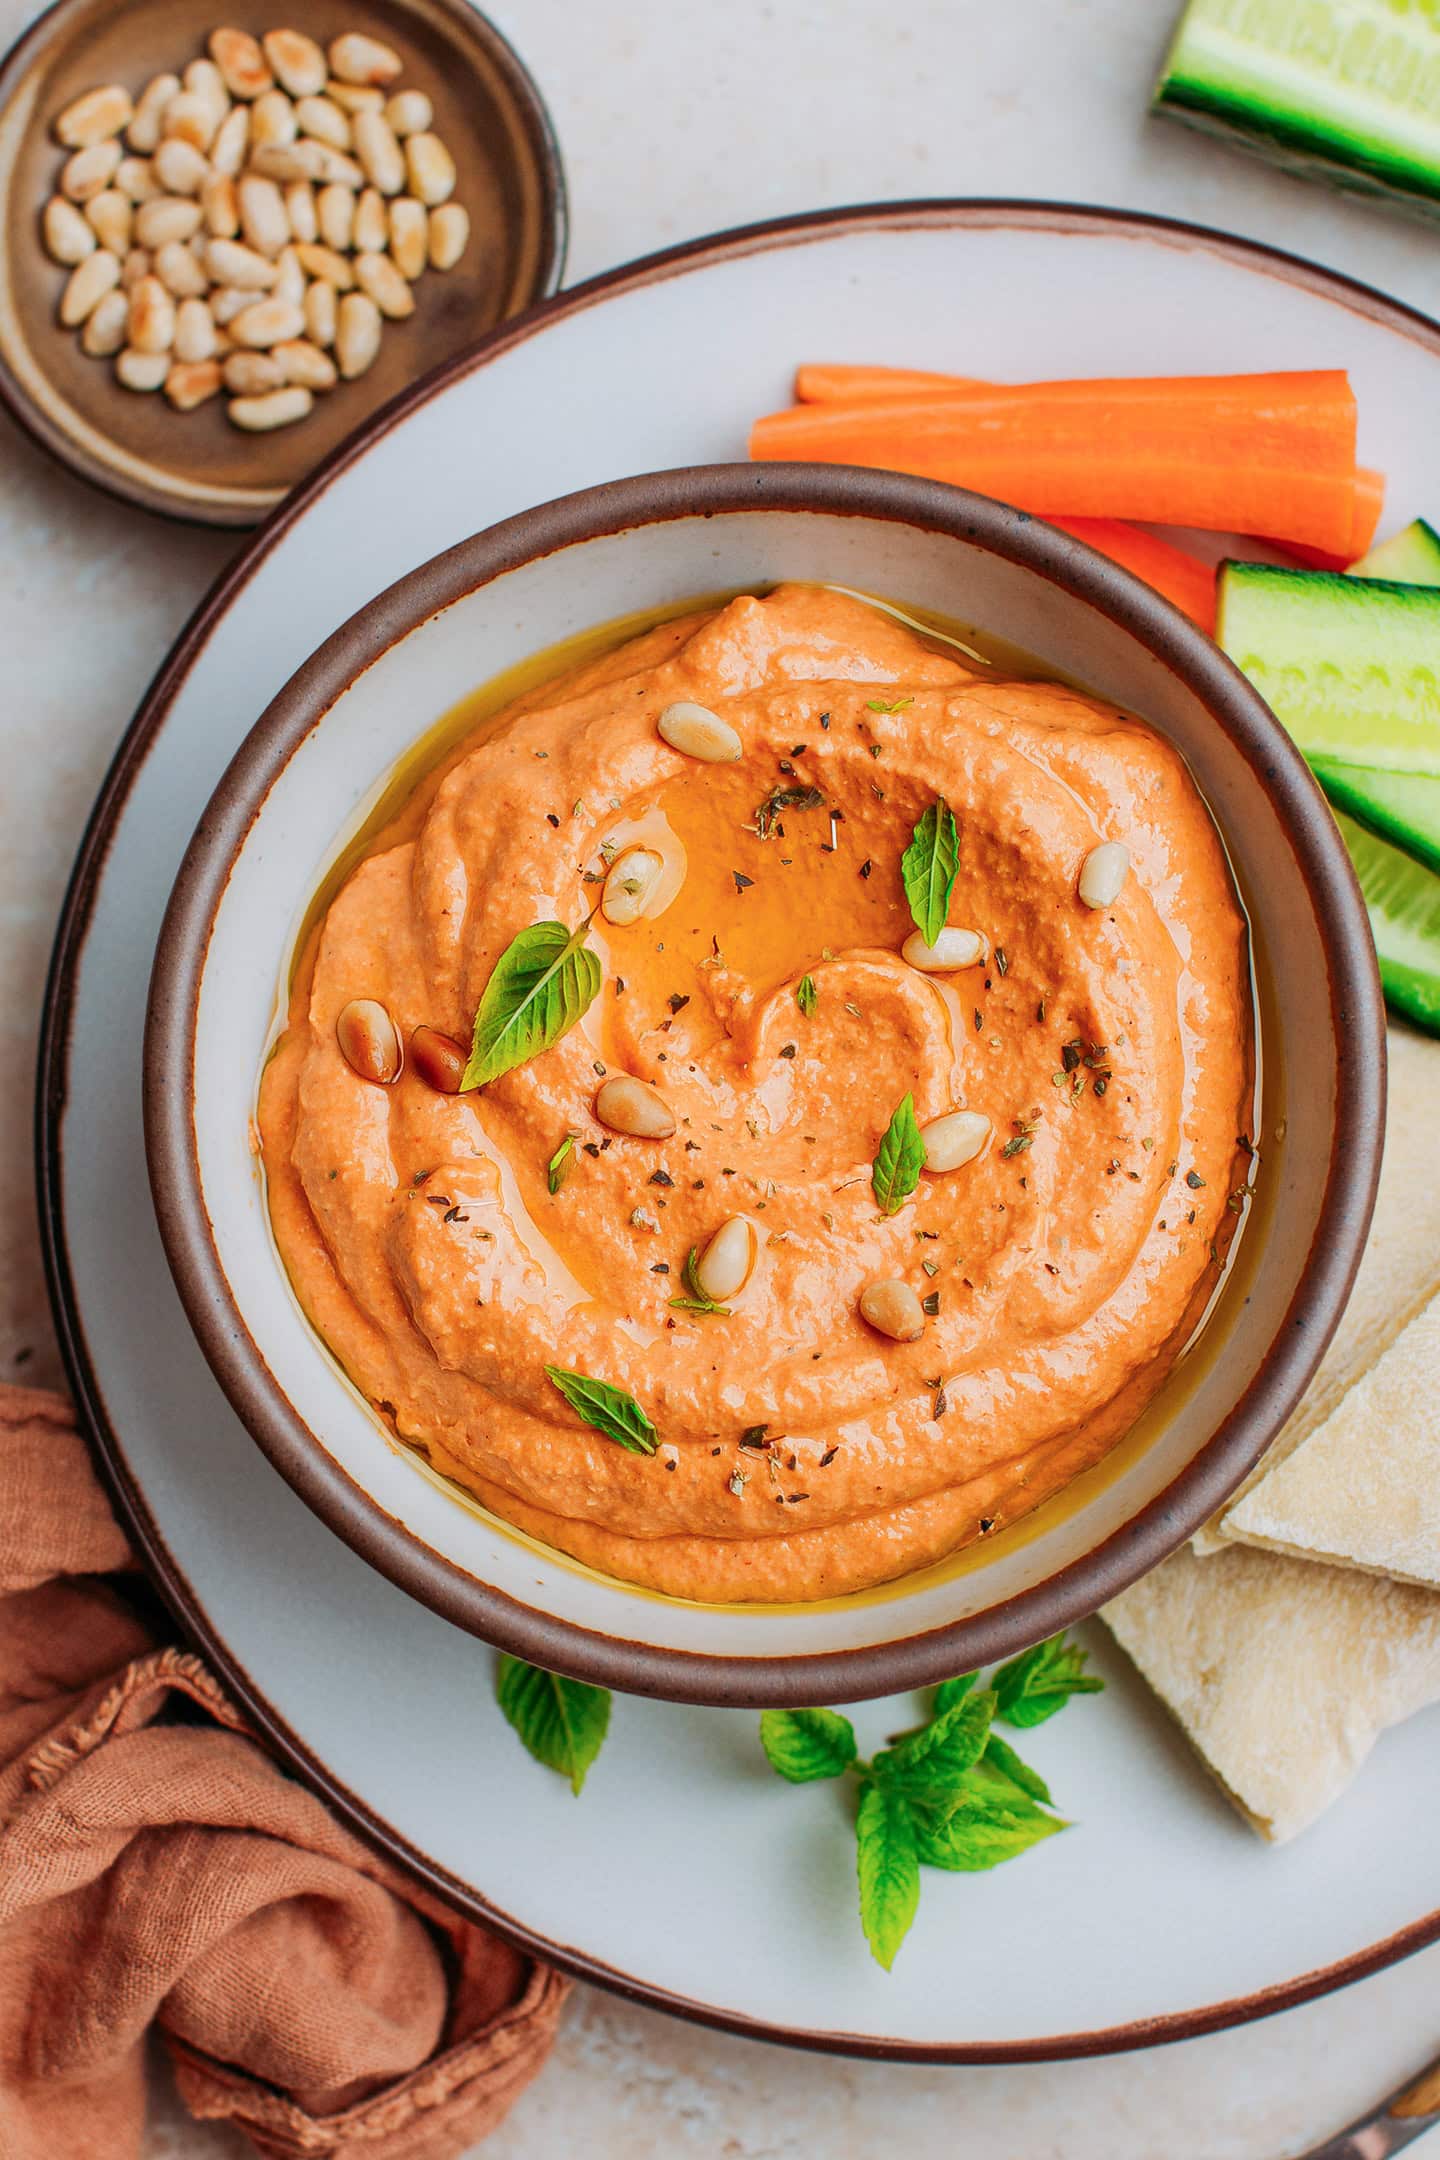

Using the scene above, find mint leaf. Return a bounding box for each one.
[759,1706,858,1783]
[910,1776,1066,1871]
[796,972,818,1018]
[982,1733,1053,1808]
[495,1655,611,1795]
[855,1777,920,1969]
[871,1092,925,1215]
[932,1671,978,1717]
[547,1132,578,1194]
[872,1689,996,1801]
[669,1245,731,1318]
[463,916,602,1089]
[993,1633,1104,1729]
[545,1367,658,1454]
[901,795,959,945]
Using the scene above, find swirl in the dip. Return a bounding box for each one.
[259,584,1254,1603]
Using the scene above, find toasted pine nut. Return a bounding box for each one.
[201,171,239,237]
[404,131,455,206]
[335,291,381,377]
[859,1279,926,1342]
[336,998,402,1080]
[295,94,351,149]
[694,1215,757,1304]
[384,89,433,137]
[229,386,312,430]
[427,202,469,270]
[136,196,202,249]
[354,110,405,194]
[115,345,169,391]
[128,275,175,354]
[80,288,129,356]
[326,82,384,114]
[119,247,151,290]
[262,29,327,98]
[208,27,272,100]
[238,174,290,256]
[388,196,427,278]
[920,1110,991,1173]
[329,32,403,85]
[43,196,96,264]
[183,58,231,132]
[409,1026,468,1093]
[222,349,285,393]
[1078,841,1130,910]
[230,297,305,348]
[162,92,219,152]
[304,278,337,347]
[283,180,317,243]
[60,141,122,203]
[246,143,314,185]
[354,249,413,318]
[352,187,387,253]
[116,155,161,203]
[153,137,209,195]
[250,89,296,152]
[165,358,222,409]
[595,1075,676,1139]
[205,235,277,288]
[273,337,337,390]
[84,188,132,254]
[210,102,250,176]
[173,295,217,362]
[303,142,364,187]
[59,249,121,326]
[657,700,742,763]
[316,184,354,252]
[902,927,986,971]
[295,239,354,289]
[272,245,304,307]
[154,238,207,297]
[56,85,133,150]
[210,283,257,324]
[127,73,179,154]
[602,847,664,925]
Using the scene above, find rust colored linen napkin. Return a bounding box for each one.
[0,1384,568,2159]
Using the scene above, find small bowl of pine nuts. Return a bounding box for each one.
[0,0,565,523]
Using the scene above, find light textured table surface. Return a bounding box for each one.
[4,1,1440,2153]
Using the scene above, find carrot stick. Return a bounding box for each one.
[749,372,1361,554]
[796,364,986,402]
[1047,517,1217,631]
[1270,467,1386,570]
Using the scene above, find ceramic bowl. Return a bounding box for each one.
[143,462,1384,1704]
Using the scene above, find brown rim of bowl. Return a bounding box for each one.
[41,201,1414,2059]
[0,0,568,527]
[141,456,1386,1706]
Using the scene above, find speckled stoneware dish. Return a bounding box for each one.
[143,459,1384,1705]
[0,0,564,523]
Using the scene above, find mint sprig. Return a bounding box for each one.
[462,915,602,1090]
[872,1092,925,1215]
[855,1779,920,1970]
[796,972,818,1018]
[901,795,959,946]
[495,1656,611,1795]
[993,1632,1105,1728]
[760,1705,858,1783]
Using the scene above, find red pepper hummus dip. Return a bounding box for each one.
[259,583,1254,1603]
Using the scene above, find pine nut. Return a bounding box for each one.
[303,143,365,188]
[602,847,664,925]
[273,245,305,307]
[694,1215,757,1303]
[165,358,222,409]
[119,247,152,290]
[162,92,220,153]
[153,138,209,196]
[128,275,175,354]
[59,249,120,326]
[336,998,402,1080]
[326,82,384,114]
[223,349,285,393]
[212,284,261,324]
[352,187,387,253]
[173,296,217,362]
[246,143,314,185]
[201,172,239,237]
[56,86,133,150]
[154,238,207,297]
[920,1110,991,1173]
[594,1075,676,1139]
[43,196,96,265]
[404,131,455,206]
[902,927,986,972]
[409,1025,467,1093]
[354,110,405,194]
[183,59,231,134]
[248,89,294,152]
[61,141,122,202]
[304,278,336,347]
[283,180,317,243]
[136,196,202,249]
[354,250,413,318]
[295,95,351,150]
[210,102,250,177]
[262,29,327,98]
[116,156,161,203]
[859,1279,926,1342]
[334,291,381,377]
[80,288,129,356]
[115,346,169,391]
[206,235,277,288]
[329,33,403,86]
[230,297,305,348]
[84,189,132,254]
[228,385,312,430]
[1078,841,1130,910]
[238,174,289,255]
[316,184,354,252]
[388,196,427,278]
[384,90,433,138]
[208,28,272,100]
[127,74,179,154]
[296,240,354,289]
[427,202,469,270]
[656,700,742,763]
[275,337,336,389]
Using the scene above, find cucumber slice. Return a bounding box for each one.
[1314,761,1440,879]
[1334,811,1440,1033]
[1349,518,1440,587]
[1217,561,1440,774]
[1156,0,1440,216]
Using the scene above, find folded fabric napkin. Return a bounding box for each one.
[0,1385,567,2160]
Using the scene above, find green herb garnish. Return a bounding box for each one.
[796,972,818,1018]
[755,782,825,839]
[547,1132,578,1194]
[544,1366,658,1454]
[496,1655,611,1795]
[866,696,914,715]
[462,915,602,1089]
[901,795,960,946]
[872,1092,925,1216]
[669,1245,731,1318]
[992,1632,1104,1728]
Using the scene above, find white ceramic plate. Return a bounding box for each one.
[41,203,1440,2057]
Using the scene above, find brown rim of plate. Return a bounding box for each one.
[41,200,1410,2061]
